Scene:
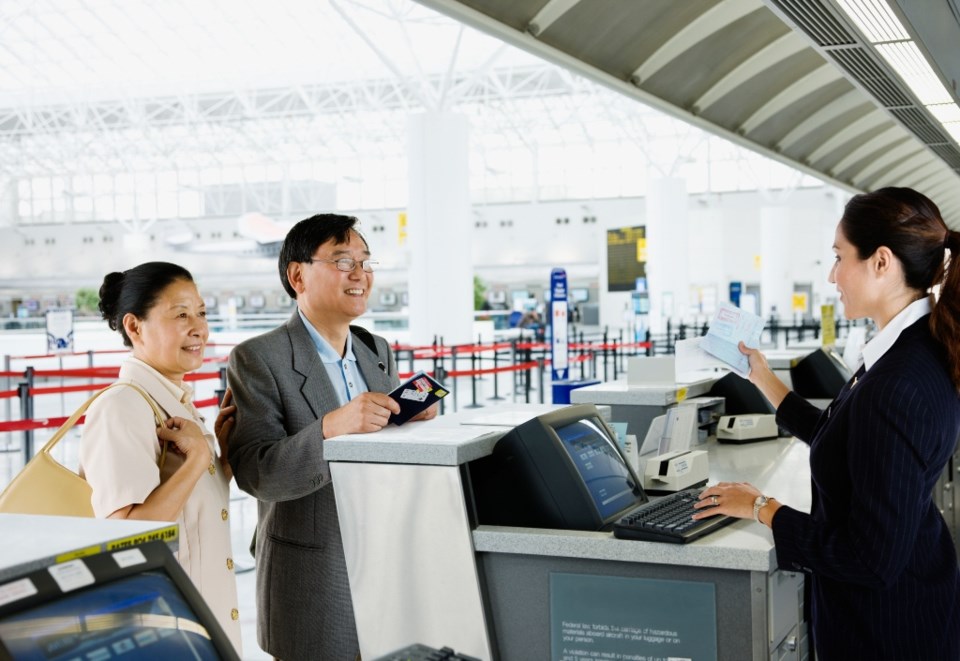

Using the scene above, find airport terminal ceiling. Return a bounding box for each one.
[414,0,960,224]
[1,0,959,240]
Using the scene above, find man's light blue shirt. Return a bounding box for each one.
[298,308,370,406]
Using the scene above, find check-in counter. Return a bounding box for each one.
[327,403,812,661]
[0,514,179,581]
[569,377,717,443]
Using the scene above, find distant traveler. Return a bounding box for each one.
[80,261,242,654]
[227,214,437,660]
[694,187,960,660]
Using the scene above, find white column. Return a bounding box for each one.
[760,206,793,320]
[406,112,473,346]
[646,177,689,332]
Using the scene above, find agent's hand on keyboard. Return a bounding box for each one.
[692,481,762,520]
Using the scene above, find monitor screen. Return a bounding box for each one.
[0,542,237,661]
[570,288,589,303]
[553,417,639,520]
[467,404,646,531]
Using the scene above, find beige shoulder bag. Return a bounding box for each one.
[0,382,166,518]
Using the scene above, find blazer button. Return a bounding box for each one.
[226,557,234,570]
[221,509,228,521]
[230,608,239,620]
[208,463,216,475]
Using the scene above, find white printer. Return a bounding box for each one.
[716,414,778,443]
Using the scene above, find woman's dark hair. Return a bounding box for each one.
[98,262,195,347]
[277,213,368,299]
[841,187,960,389]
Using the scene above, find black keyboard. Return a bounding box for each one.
[612,488,736,544]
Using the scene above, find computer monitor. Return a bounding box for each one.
[707,372,774,415]
[570,288,589,303]
[790,347,851,399]
[467,404,647,531]
[0,541,239,660]
[379,292,397,306]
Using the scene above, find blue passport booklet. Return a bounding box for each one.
[388,371,450,425]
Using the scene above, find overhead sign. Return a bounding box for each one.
[550,268,569,382]
[46,309,74,353]
[607,226,646,292]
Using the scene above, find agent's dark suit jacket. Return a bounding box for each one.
[773,316,960,660]
[227,312,399,661]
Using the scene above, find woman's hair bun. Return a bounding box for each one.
[98,271,125,330]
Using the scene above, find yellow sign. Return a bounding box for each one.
[753,255,762,270]
[820,304,835,346]
[636,237,647,262]
[398,212,407,245]
[56,545,102,564]
[105,525,179,551]
[675,387,688,403]
[792,292,808,313]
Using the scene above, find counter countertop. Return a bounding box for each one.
[0,515,179,581]
[323,403,563,465]
[473,437,811,573]
[570,377,717,406]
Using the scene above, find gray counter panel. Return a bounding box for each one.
[478,552,760,661]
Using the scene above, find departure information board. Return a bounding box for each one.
[606,226,646,292]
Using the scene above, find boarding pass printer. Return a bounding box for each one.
[642,450,710,494]
[632,405,710,493]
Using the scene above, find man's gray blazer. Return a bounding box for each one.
[227,312,398,660]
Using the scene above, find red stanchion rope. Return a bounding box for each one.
[0,396,225,434]
[445,360,541,378]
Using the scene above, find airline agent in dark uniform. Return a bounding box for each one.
[694,187,960,660]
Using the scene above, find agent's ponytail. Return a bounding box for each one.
[931,229,960,391]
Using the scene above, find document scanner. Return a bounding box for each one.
[642,450,709,494]
[716,414,778,443]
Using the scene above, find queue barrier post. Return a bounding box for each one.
[538,358,545,404]
[216,367,227,405]
[489,344,505,401]
[19,366,35,463]
[436,365,448,416]
[602,330,609,382]
[614,330,622,380]
[3,354,10,425]
[465,341,483,409]
[446,338,457,412]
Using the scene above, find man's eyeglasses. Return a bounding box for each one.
[305,257,378,273]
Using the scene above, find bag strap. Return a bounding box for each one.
[350,324,380,357]
[39,382,167,464]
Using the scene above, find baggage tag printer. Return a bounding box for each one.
[716,414,778,443]
[637,406,709,494]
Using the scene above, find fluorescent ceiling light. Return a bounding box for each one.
[876,42,954,105]
[944,123,960,142]
[927,104,960,123]
[836,0,909,43]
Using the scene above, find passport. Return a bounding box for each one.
[388,371,450,425]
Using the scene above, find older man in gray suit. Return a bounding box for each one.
[227,213,437,660]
